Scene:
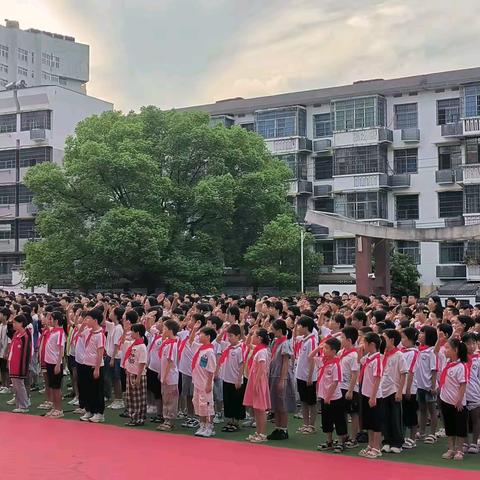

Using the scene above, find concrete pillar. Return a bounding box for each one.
[355,236,373,296]
[373,239,391,295]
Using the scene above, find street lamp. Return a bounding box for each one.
[300,227,304,294]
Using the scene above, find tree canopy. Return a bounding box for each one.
[24,108,292,292]
[390,252,421,297]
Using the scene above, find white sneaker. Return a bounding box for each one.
[80,412,93,421]
[89,413,105,423]
[73,407,86,415]
[0,386,11,394]
[110,400,124,410]
[67,397,78,405]
[390,447,402,454]
[38,401,53,410]
[38,388,45,394]
[213,413,223,424]
[49,410,64,419]
[194,425,206,436]
[6,397,16,405]
[147,405,156,414]
[204,425,216,437]
[12,408,29,413]
[381,445,391,453]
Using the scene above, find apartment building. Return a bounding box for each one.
[183,67,480,294]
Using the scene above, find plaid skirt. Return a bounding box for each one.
[125,373,147,423]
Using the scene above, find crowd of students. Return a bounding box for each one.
[0,290,479,461]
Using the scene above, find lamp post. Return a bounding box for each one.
[300,227,304,293]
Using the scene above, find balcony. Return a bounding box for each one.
[444,216,464,227]
[309,224,329,237]
[312,138,332,153]
[463,213,480,226]
[396,219,416,228]
[333,127,393,148]
[463,117,480,136]
[388,174,411,188]
[333,173,389,192]
[0,238,15,253]
[30,128,47,141]
[441,122,463,137]
[313,184,332,197]
[0,169,16,183]
[436,264,466,279]
[401,128,420,142]
[265,137,312,154]
[467,264,480,281]
[435,169,458,184]
[458,164,480,184]
[287,180,312,196]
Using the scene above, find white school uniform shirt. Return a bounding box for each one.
[219,343,244,384]
[44,328,66,365]
[436,345,447,387]
[80,328,106,367]
[339,348,360,392]
[74,328,87,365]
[0,323,9,359]
[159,339,179,385]
[467,354,480,407]
[105,322,123,359]
[414,346,437,390]
[317,357,342,401]
[125,343,147,376]
[191,343,217,391]
[146,332,163,374]
[381,350,408,397]
[178,330,196,376]
[440,360,468,406]
[295,333,318,381]
[360,352,383,399]
[401,347,419,394]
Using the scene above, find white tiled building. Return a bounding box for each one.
[183,67,480,294]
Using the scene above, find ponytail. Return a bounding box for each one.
[131,323,147,346]
[448,338,468,363]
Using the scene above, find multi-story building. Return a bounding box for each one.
[0,19,88,93]
[183,67,480,294]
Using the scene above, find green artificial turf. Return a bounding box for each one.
[0,387,478,471]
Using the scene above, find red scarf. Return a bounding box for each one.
[418,345,431,352]
[39,328,51,361]
[359,353,381,383]
[382,347,399,369]
[50,327,64,346]
[247,344,267,371]
[86,328,102,347]
[402,347,419,373]
[177,337,189,360]
[122,338,144,368]
[439,360,467,389]
[339,348,357,360]
[158,338,177,361]
[148,333,161,354]
[191,344,214,371]
[271,336,287,358]
[317,357,341,383]
[219,344,240,366]
[71,327,80,346]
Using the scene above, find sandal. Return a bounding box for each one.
[424,434,437,444]
[317,442,334,451]
[333,443,345,453]
[222,424,239,432]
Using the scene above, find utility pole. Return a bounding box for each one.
[300,227,304,293]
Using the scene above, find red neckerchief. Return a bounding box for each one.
[192,344,214,371]
[402,347,419,373]
[271,336,287,358]
[247,344,267,371]
[418,345,431,352]
[439,360,467,389]
[50,327,64,347]
[71,327,80,345]
[39,328,51,361]
[158,338,177,361]
[339,348,357,360]
[359,353,381,383]
[122,338,144,368]
[148,333,161,354]
[293,338,302,358]
[382,347,399,369]
[317,357,341,383]
[85,328,102,347]
[219,344,241,366]
[177,336,189,360]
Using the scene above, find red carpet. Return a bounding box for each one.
[0,412,475,480]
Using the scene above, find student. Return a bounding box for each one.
[381,329,407,454]
[462,332,480,453]
[73,311,89,415]
[294,316,318,434]
[416,325,438,444]
[243,328,271,443]
[146,316,164,423]
[358,332,384,459]
[219,323,245,432]
[268,319,295,440]
[65,305,82,408]
[43,311,66,418]
[316,337,347,453]
[0,307,10,393]
[8,314,32,413]
[208,315,224,424]
[105,306,125,410]
[123,323,148,426]
[157,319,179,432]
[400,327,419,449]
[338,326,360,448]
[439,338,469,461]
[37,312,52,412]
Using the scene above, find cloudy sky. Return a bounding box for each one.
[4,0,480,111]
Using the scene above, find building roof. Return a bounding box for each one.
[179,66,480,115]
[434,281,480,297]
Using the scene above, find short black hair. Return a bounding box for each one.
[208,315,223,331]
[383,328,401,347]
[163,319,179,336]
[325,337,341,353]
[87,309,103,324]
[272,319,287,335]
[364,332,381,350]
[192,313,206,327]
[352,310,367,326]
[226,324,241,336]
[420,325,438,347]
[438,322,453,338]
[297,315,315,333]
[200,326,217,342]
[342,326,358,345]
[333,313,346,329]
[125,310,139,324]
[402,327,418,344]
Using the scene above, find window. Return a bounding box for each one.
[296,196,308,221]
[466,138,480,165]
[394,103,418,129]
[0,114,17,133]
[396,195,419,220]
[438,145,462,170]
[394,148,418,174]
[42,52,60,68]
[334,145,388,175]
[0,186,15,204]
[18,220,37,239]
[465,185,480,214]
[17,48,28,62]
[0,64,7,74]
[336,238,356,265]
[17,66,27,77]
[0,256,17,276]
[336,191,388,220]
[0,150,15,169]
[316,241,335,266]
[437,98,460,125]
[42,71,59,83]
[332,96,385,131]
[465,241,480,263]
[240,123,254,132]
[314,154,333,180]
[314,198,334,213]
[313,113,332,138]
[0,223,13,240]
[210,115,234,128]
[18,185,33,204]
[440,242,464,264]
[464,84,480,117]
[438,191,463,218]
[19,147,52,168]
[255,107,306,138]
[396,241,421,264]
[0,45,8,59]
[20,110,51,131]
[276,153,307,180]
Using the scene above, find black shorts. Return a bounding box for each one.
[223,381,246,420]
[0,357,8,373]
[67,355,77,372]
[46,363,63,390]
[296,379,317,406]
[147,368,161,399]
[341,389,360,414]
[361,395,384,432]
[402,393,418,428]
[320,397,347,435]
[441,400,468,438]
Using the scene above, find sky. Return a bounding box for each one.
[4,0,480,111]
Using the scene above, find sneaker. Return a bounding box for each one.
[424,434,437,444]
[177,411,187,419]
[381,445,391,453]
[0,386,11,394]
[317,442,334,451]
[181,417,195,428]
[364,448,382,459]
[203,425,216,437]
[435,428,446,438]
[249,432,267,443]
[49,410,65,419]
[80,412,93,422]
[72,398,80,407]
[194,425,206,436]
[67,397,79,405]
[442,450,455,460]
[38,402,53,410]
[344,439,359,449]
[267,429,289,440]
[147,405,156,414]
[402,438,416,449]
[189,418,200,428]
[6,397,16,405]
[12,408,29,413]
[157,422,174,431]
[293,412,303,419]
[73,407,86,415]
[45,408,55,417]
[213,413,223,424]
[358,447,372,457]
[89,414,105,423]
[390,447,402,454]
[453,451,464,461]
[242,418,255,428]
[467,444,479,454]
[38,388,45,394]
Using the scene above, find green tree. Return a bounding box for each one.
[244,213,322,292]
[390,252,420,297]
[24,108,292,292]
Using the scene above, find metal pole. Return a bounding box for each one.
[300,227,304,293]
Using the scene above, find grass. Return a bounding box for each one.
[0,386,478,471]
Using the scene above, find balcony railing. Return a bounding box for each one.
[288,180,312,196]
[401,128,420,142]
[467,264,480,281]
[333,127,393,148]
[388,174,411,188]
[265,137,312,154]
[396,219,416,228]
[441,122,463,137]
[463,117,480,136]
[436,264,466,279]
[313,184,332,197]
[444,216,465,227]
[312,138,332,152]
[30,128,47,141]
[435,169,457,184]
[459,163,480,184]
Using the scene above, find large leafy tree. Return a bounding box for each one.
[244,213,322,292]
[390,252,420,297]
[24,108,291,292]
